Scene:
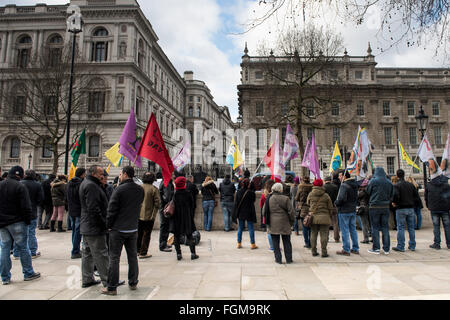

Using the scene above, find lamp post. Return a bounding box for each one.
[415,105,429,187]
[28,153,32,169]
[393,116,400,170]
[64,5,83,175]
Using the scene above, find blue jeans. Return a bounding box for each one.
[396,208,416,250]
[414,208,422,229]
[369,208,390,252]
[221,201,234,231]
[338,212,359,253]
[431,211,450,247]
[13,218,38,257]
[237,219,255,244]
[267,233,273,250]
[70,216,82,255]
[300,218,311,246]
[0,222,35,281]
[293,218,299,233]
[202,200,215,231]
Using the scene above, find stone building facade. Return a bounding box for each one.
[0,0,234,178]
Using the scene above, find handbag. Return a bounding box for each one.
[207,188,218,207]
[303,193,327,228]
[163,199,175,218]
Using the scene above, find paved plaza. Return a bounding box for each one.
[1,227,450,300]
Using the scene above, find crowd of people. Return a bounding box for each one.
[0,163,449,295]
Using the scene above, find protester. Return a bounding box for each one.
[67,168,86,259]
[261,179,275,250]
[39,174,55,230]
[392,169,420,252]
[102,166,144,295]
[137,172,160,259]
[50,175,68,232]
[159,172,175,252]
[324,174,340,243]
[186,175,199,211]
[170,176,199,261]
[219,175,235,232]
[12,170,43,260]
[79,165,109,289]
[233,178,257,249]
[295,176,313,248]
[291,177,300,236]
[389,176,399,230]
[263,183,295,264]
[307,179,333,258]
[200,176,218,232]
[284,175,294,197]
[335,171,359,256]
[425,173,450,250]
[0,166,40,285]
[407,176,423,230]
[357,179,371,244]
[101,170,114,201]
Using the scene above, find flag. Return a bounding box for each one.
[105,142,124,167]
[172,140,191,172]
[264,131,284,182]
[301,133,320,178]
[119,108,142,168]
[70,129,86,167]
[330,141,343,173]
[106,164,111,174]
[68,163,77,181]
[440,133,450,177]
[398,140,421,172]
[282,123,299,168]
[137,113,174,187]
[356,128,371,178]
[226,138,243,170]
[417,133,442,176]
[347,126,362,173]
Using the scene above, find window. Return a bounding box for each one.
[197,107,201,117]
[383,101,391,116]
[387,157,395,175]
[255,71,263,80]
[384,127,393,145]
[432,102,440,116]
[88,136,100,157]
[197,96,201,103]
[10,137,20,158]
[188,106,193,117]
[329,69,338,80]
[306,103,314,116]
[409,127,417,145]
[307,127,314,142]
[189,96,193,102]
[281,103,288,116]
[333,128,340,145]
[434,127,442,145]
[42,139,52,158]
[331,103,340,116]
[14,95,25,115]
[88,92,105,113]
[44,96,57,116]
[355,71,363,80]
[91,28,108,62]
[17,35,32,68]
[357,101,364,116]
[407,101,415,116]
[47,34,63,67]
[256,101,264,117]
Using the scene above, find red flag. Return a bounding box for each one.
[264,144,274,171]
[137,113,174,187]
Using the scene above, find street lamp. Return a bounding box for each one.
[393,116,400,170]
[415,105,429,187]
[28,153,32,169]
[64,5,83,175]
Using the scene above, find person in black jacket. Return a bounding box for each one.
[39,174,55,230]
[324,175,340,243]
[357,179,371,244]
[186,175,199,211]
[219,175,236,232]
[67,168,86,259]
[201,176,219,231]
[0,166,40,285]
[159,172,175,252]
[425,173,450,250]
[79,165,109,289]
[102,166,144,296]
[233,178,258,249]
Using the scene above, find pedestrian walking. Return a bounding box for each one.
[263,183,295,264]
[219,175,235,232]
[295,176,313,249]
[407,176,423,230]
[324,174,340,243]
[201,176,218,231]
[261,179,275,250]
[102,166,144,295]
[0,166,41,285]
[67,168,86,259]
[137,172,160,259]
[50,175,67,232]
[158,172,175,252]
[39,174,55,230]
[291,177,300,236]
[233,178,258,249]
[306,179,333,258]
[357,179,372,244]
[335,171,359,256]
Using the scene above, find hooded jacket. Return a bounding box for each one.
[0,175,32,228]
[367,167,394,208]
[219,178,236,202]
[67,177,83,217]
[51,179,67,207]
[425,175,450,212]
[335,178,359,213]
[201,180,218,202]
[140,183,161,221]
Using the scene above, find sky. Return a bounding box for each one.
[1,0,448,122]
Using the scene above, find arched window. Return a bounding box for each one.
[91,28,108,62]
[197,107,201,117]
[42,138,52,158]
[47,34,63,67]
[10,137,20,158]
[88,135,100,157]
[17,35,32,68]
[188,106,193,117]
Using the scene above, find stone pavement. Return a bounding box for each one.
[1,227,450,300]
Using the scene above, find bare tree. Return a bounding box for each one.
[0,40,90,173]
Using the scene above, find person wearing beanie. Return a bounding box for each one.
[0,166,41,284]
[313,179,324,187]
[295,176,313,249]
[170,176,198,261]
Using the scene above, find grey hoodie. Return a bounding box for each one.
[367,167,394,208]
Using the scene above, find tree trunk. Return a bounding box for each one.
[52,143,59,174]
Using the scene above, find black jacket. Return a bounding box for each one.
[335,178,359,214]
[393,179,420,209]
[324,182,339,204]
[0,175,32,228]
[233,188,256,222]
[219,178,236,202]
[41,178,54,207]
[201,180,218,201]
[79,175,109,236]
[107,179,145,231]
[21,178,43,220]
[170,189,196,235]
[425,175,450,212]
[159,179,175,209]
[186,180,199,210]
[67,177,83,218]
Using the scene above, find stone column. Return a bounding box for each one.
[112,23,119,60]
[0,33,7,63]
[5,32,13,66]
[36,30,44,60]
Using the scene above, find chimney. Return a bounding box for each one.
[184,71,194,81]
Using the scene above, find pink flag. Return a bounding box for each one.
[301,134,321,178]
[282,123,299,169]
[264,130,284,181]
[119,108,142,168]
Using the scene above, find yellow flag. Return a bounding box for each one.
[105,142,123,167]
[399,140,421,172]
[330,141,343,173]
[106,164,111,174]
[68,163,77,181]
[226,138,243,170]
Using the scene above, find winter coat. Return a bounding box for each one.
[159,180,174,209]
[102,183,114,201]
[21,177,43,220]
[335,178,359,214]
[41,178,53,207]
[357,188,370,215]
[170,189,196,236]
[140,183,160,221]
[107,179,145,231]
[306,187,333,225]
[283,183,293,197]
[186,180,199,210]
[67,177,83,218]
[295,183,313,218]
[425,175,450,212]
[219,178,236,203]
[233,187,256,222]
[201,180,218,202]
[324,182,339,204]
[290,184,299,215]
[51,179,67,207]
[79,175,109,236]
[367,167,394,208]
[393,179,421,209]
[0,175,32,228]
[264,192,295,235]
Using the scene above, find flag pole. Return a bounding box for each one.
[250,157,265,182]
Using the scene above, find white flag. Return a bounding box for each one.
[172,140,191,172]
[417,134,435,163]
[440,133,450,177]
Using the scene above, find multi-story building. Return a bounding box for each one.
[237,44,450,181]
[0,0,234,178]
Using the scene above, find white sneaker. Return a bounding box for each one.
[384,251,390,255]
[367,249,380,254]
